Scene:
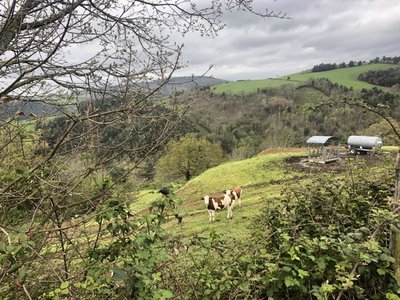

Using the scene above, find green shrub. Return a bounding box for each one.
[161,160,400,299]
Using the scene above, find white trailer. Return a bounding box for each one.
[347,135,383,154]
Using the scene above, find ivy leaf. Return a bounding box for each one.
[377,268,386,276]
[60,281,69,289]
[298,269,309,279]
[284,276,300,287]
[160,289,173,299]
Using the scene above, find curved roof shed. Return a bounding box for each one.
[306,135,340,164]
[306,135,339,145]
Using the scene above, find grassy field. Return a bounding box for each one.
[135,146,397,241]
[160,148,308,239]
[211,63,394,95]
[126,145,399,244]
[211,78,291,95]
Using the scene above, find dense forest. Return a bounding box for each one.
[168,78,400,159]
[358,67,400,87]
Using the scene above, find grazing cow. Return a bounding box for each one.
[202,192,234,222]
[224,186,243,207]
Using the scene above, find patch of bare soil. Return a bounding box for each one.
[285,152,395,173]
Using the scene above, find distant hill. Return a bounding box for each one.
[151,76,229,96]
[0,76,227,121]
[0,99,63,121]
[212,63,397,95]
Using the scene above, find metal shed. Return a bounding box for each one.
[306,135,340,164]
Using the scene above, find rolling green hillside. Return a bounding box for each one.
[148,149,307,238]
[132,147,397,240]
[212,63,394,95]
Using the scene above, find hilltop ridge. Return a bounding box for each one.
[211,63,398,95]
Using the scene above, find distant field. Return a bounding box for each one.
[211,63,394,95]
[211,78,291,94]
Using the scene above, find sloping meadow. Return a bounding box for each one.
[164,149,308,238]
[159,149,400,299]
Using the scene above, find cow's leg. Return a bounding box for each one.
[227,205,233,219]
[231,199,236,210]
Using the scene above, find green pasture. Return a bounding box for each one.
[159,146,398,239]
[211,78,292,94]
[162,150,308,239]
[211,63,393,95]
[76,146,396,243]
[288,63,393,89]
[130,189,163,214]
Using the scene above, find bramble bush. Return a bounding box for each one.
[3,152,400,299]
[61,192,184,300]
[250,160,400,299]
[161,159,400,299]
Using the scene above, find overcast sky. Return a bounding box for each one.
[173,0,400,81]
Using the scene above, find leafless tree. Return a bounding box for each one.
[0,0,284,297]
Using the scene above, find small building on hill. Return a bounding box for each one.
[306,135,340,164]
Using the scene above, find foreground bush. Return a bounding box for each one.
[162,160,400,299]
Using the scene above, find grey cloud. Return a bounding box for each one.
[173,0,400,80]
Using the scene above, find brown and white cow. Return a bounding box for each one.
[224,186,243,207]
[202,192,234,222]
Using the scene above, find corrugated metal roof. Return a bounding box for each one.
[306,136,339,145]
